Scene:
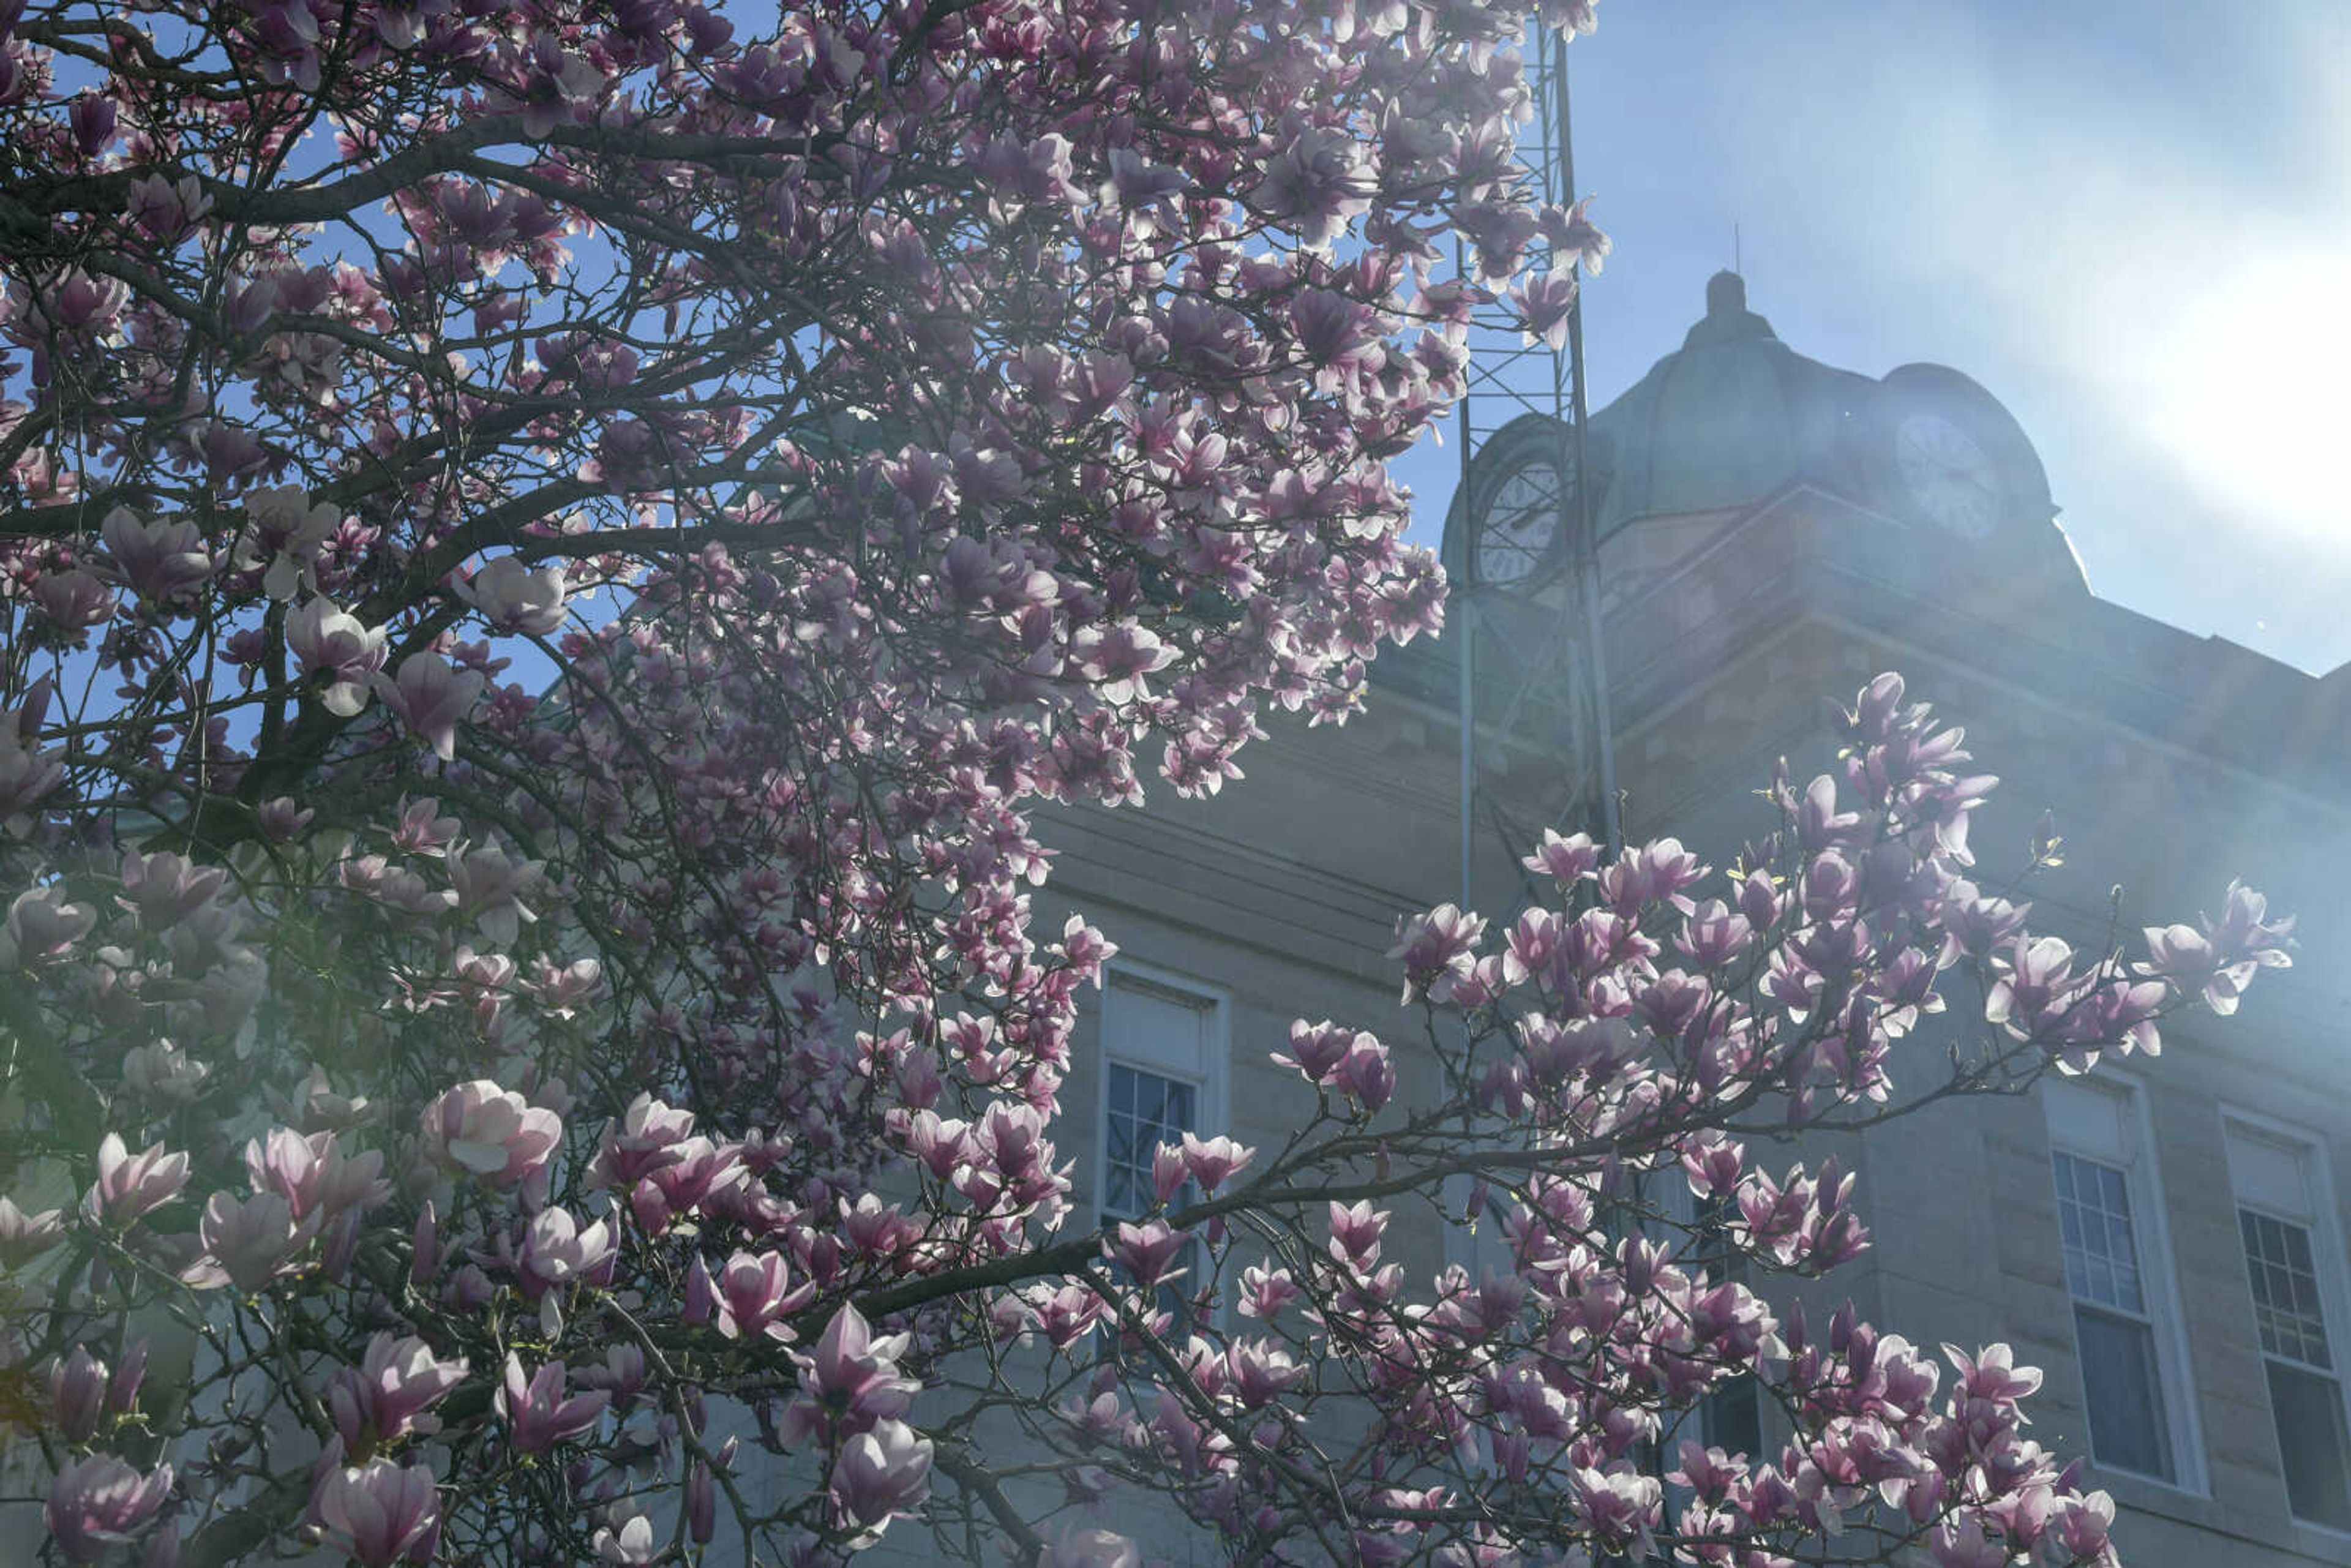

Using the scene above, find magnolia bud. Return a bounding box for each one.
[108,1341,149,1418]
[50,1347,107,1442]
[687,1461,715,1544]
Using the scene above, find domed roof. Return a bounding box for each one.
[1436,272,2083,598]
[1585,271,1879,541]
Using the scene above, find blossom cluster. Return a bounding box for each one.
[0,0,2295,1548]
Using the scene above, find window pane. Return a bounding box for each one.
[2054,1153,2146,1315]
[2267,1360,2351,1531]
[2241,1209,2336,1370]
[2076,1305,2173,1482]
[2285,1223,2315,1274]
[1106,1063,1201,1225]
[1100,1060,1207,1334]
[1704,1375,1763,1459]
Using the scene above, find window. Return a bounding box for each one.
[1646,1176,1764,1458]
[2224,1117,2351,1531]
[1685,1191,1764,1458]
[1103,1063,1198,1222]
[2042,1077,2202,1488]
[1098,967,1225,1329]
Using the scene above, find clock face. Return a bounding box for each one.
[1895,412,2004,538]
[1474,458,1565,587]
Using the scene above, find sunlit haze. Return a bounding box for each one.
[1401,0,2351,675]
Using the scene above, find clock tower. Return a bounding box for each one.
[1581,270,2077,596]
[1434,270,2097,881]
[1444,268,2090,655]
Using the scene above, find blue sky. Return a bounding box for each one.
[1400,0,2351,675]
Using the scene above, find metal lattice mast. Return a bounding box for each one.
[1454,25,1618,915]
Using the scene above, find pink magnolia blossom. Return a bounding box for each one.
[1238,1262,1299,1319]
[256,795,315,841]
[326,1334,469,1457]
[309,1457,441,1567]
[1327,1201,1389,1269]
[34,568,116,633]
[2141,878,2295,1015]
[1389,904,1486,1003]
[1224,1339,1305,1408]
[587,1092,699,1188]
[1509,271,1578,351]
[784,1304,918,1444]
[1068,621,1172,704]
[464,556,569,635]
[371,652,486,760]
[420,1079,562,1190]
[443,841,540,947]
[1150,1141,1188,1206]
[1274,1019,1363,1083]
[714,1248,814,1341]
[1333,1035,1397,1112]
[0,1195,65,1266]
[244,1127,386,1220]
[1542,193,1611,271]
[193,1189,320,1291]
[1926,1514,2011,1568]
[495,1352,609,1453]
[118,848,228,932]
[26,268,127,333]
[830,1418,934,1536]
[2050,1490,2118,1565]
[1178,1132,1254,1192]
[124,173,212,243]
[1567,1466,1662,1558]
[1108,1219,1190,1288]
[1253,124,1374,248]
[512,1206,617,1300]
[269,1065,374,1133]
[83,1134,189,1226]
[2,885,96,967]
[107,1341,148,1419]
[1944,1342,2043,1406]
[285,596,388,716]
[44,1454,173,1564]
[686,1456,720,1544]
[236,487,340,599]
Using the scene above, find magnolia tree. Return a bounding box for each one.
[0,0,2299,1559]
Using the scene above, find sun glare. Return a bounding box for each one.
[2145,243,2351,544]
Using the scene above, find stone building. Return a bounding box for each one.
[1041,273,2351,1564]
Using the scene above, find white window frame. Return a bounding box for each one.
[2219,1104,2351,1536]
[2041,1073,2208,1495]
[1093,961,1230,1335]
[1095,961,1229,1226]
